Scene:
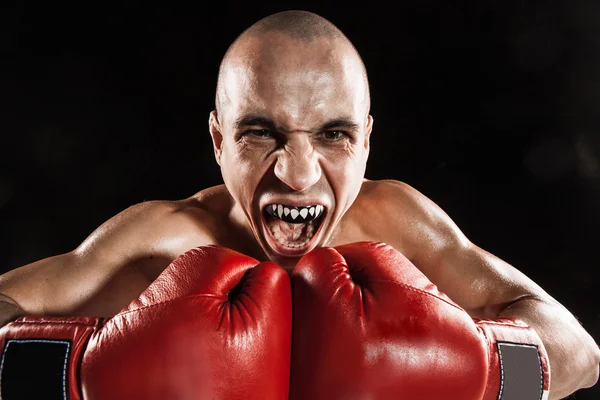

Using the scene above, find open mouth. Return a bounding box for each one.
[262,203,326,253]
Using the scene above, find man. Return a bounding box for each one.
[0,10,598,399]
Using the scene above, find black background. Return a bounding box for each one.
[1,1,599,397]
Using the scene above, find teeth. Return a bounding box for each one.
[266,203,326,224]
[290,209,299,220]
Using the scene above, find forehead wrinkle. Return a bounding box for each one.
[228,72,339,132]
[256,64,356,127]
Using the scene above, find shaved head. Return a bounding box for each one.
[215,10,370,118]
[208,11,374,267]
[241,9,345,42]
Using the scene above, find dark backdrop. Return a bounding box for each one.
[1,1,599,397]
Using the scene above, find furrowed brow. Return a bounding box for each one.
[232,115,361,133]
[233,115,277,131]
[320,118,360,132]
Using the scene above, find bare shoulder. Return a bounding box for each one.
[353,179,465,260]
[360,179,435,210]
[0,185,233,318]
[358,179,437,222]
[75,185,232,266]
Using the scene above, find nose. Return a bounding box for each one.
[274,137,322,192]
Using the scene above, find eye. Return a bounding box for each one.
[246,129,272,139]
[322,130,347,141]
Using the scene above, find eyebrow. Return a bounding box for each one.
[233,114,360,132]
[233,115,278,131]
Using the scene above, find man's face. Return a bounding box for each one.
[210,34,373,269]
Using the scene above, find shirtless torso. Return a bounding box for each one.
[0,179,540,322]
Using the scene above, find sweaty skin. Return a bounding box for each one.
[0,12,598,400]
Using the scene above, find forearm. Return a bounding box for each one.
[0,293,26,327]
[499,297,600,399]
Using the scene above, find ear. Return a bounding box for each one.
[364,114,373,154]
[209,110,223,166]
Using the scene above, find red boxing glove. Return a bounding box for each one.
[290,241,550,400]
[0,245,292,400]
[0,315,99,400]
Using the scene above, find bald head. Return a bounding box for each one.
[215,10,370,119]
[242,9,345,42]
[208,11,374,260]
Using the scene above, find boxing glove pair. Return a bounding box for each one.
[0,242,550,399]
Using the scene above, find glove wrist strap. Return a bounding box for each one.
[0,316,101,400]
[476,317,551,400]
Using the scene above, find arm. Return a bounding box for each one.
[497,294,599,399]
[0,293,25,327]
[0,201,196,323]
[384,181,600,399]
[433,242,599,399]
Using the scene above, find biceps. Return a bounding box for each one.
[0,252,78,314]
[0,251,119,315]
